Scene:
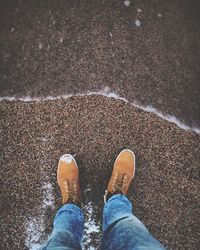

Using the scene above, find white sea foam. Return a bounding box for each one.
[124,1,130,7]
[1,89,199,134]
[38,42,43,50]
[82,201,101,249]
[25,218,44,250]
[25,180,54,250]
[135,19,141,27]
[42,182,55,208]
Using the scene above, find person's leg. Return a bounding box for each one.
[40,154,83,250]
[102,149,165,250]
[40,203,83,250]
[102,194,165,250]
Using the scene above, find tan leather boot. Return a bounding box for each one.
[104,149,135,202]
[57,154,82,207]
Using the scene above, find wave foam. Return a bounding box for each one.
[1,89,199,134]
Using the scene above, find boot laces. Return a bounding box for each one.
[63,179,79,202]
[111,172,128,194]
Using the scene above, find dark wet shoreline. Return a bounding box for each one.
[0,0,200,126]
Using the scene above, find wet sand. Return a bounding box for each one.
[1,1,200,249]
[0,0,200,126]
[1,95,200,249]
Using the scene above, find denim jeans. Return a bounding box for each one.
[40,194,165,250]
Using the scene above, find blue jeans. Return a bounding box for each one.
[40,194,165,249]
